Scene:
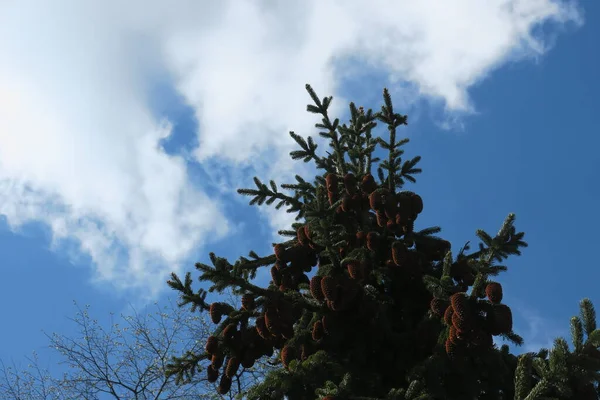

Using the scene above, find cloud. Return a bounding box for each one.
[0,0,582,296]
[496,301,567,354]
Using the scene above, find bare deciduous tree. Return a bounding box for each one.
[0,295,272,399]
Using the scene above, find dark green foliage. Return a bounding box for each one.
[166,85,600,399]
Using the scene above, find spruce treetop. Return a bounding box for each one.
[166,84,600,400]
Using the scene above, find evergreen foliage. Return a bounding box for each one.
[166,84,600,399]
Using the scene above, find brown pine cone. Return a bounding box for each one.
[264,310,281,335]
[452,311,471,333]
[322,315,331,334]
[312,320,325,341]
[274,244,287,262]
[376,210,387,227]
[271,266,281,286]
[392,241,407,266]
[241,294,255,311]
[225,357,240,378]
[255,316,270,339]
[346,260,364,279]
[217,375,232,395]
[281,345,295,369]
[241,350,256,369]
[207,364,219,383]
[327,189,337,206]
[485,282,503,304]
[369,191,384,211]
[366,231,380,251]
[297,226,309,245]
[325,173,338,191]
[310,276,325,301]
[343,173,357,195]
[320,276,337,301]
[450,293,470,318]
[361,173,377,194]
[205,336,219,355]
[211,353,224,369]
[341,194,353,212]
[209,303,224,324]
[412,193,423,214]
[443,306,454,326]
[430,298,449,317]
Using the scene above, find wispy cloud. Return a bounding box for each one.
[500,300,567,354]
[0,0,582,297]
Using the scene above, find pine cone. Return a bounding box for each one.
[241,294,255,311]
[361,174,377,194]
[384,198,398,219]
[225,357,240,378]
[205,336,219,355]
[264,310,280,335]
[343,173,357,195]
[211,353,224,369]
[325,173,338,192]
[450,293,470,319]
[281,345,295,369]
[270,265,281,286]
[448,325,459,344]
[366,231,380,251]
[320,276,337,301]
[241,350,256,369]
[485,282,503,304]
[274,244,287,262]
[327,189,337,206]
[392,241,407,266]
[310,276,325,301]
[304,224,313,241]
[341,194,353,212]
[376,210,387,227]
[297,226,309,245]
[207,364,219,383]
[430,298,449,317]
[411,193,423,214]
[443,306,454,326]
[369,191,384,211]
[445,338,458,358]
[209,303,224,324]
[312,320,325,341]
[346,260,364,279]
[255,316,270,339]
[217,375,232,395]
[452,311,471,333]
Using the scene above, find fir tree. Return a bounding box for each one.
[166,84,600,399]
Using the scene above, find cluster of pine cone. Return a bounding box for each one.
[430,282,513,359]
[201,171,516,395]
[205,291,312,394]
[327,172,423,242]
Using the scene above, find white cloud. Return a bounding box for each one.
[0,0,582,296]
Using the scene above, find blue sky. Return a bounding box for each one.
[0,0,597,391]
